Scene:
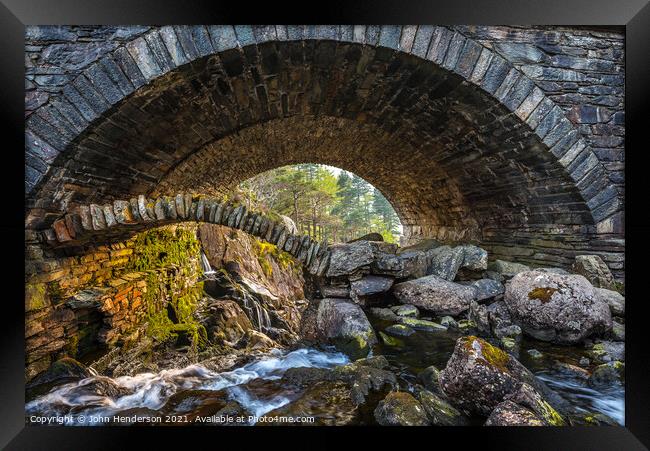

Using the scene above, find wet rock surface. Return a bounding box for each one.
[374,391,430,426]
[504,271,612,344]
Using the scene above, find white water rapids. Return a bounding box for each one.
[26,348,349,425]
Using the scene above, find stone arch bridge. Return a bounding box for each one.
[44,192,333,276]
[25,25,625,277]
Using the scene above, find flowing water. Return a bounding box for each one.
[26,306,624,426]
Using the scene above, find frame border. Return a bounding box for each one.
[2,0,648,448]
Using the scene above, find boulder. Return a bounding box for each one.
[326,241,397,278]
[369,307,399,321]
[373,391,430,426]
[588,361,624,388]
[504,271,612,344]
[427,245,466,281]
[485,400,545,426]
[281,356,396,407]
[316,298,377,359]
[350,275,393,305]
[595,287,625,317]
[462,279,505,302]
[28,357,92,388]
[395,250,430,279]
[571,255,616,290]
[390,304,419,318]
[393,275,475,316]
[197,299,253,346]
[460,244,488,272]
[503,383,566,425]
[417,389,469,426]
[489,260,531,279]
[587,340,624,363]
[370,252,406,277]
[244,330,275,350]
[262,380,359,425]
[438,336,551,416]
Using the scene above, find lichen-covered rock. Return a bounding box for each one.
[489,260,531,279]
[484,401,545,426]
[571,255,616,290]
[393,275,475,316]
[587,340,625,363]
[427,245,466,281]
[438,336,544,416]
[460,245,488,272]
[378,331,403,347]
[399,317,447,332]
[350,275,393,306]
[418,365,442,394]
[588,361,624,388]
[504,383,566,426]
[390,304,419,318]
[384,324,415,337]
[316,298,377,359]
[468,301,491,334]
[417,389,469,426]
[369,307,399,321]
[595,287,625,316]
[504,271,612,344]
[487,300,513,331]
[374,391,430,426]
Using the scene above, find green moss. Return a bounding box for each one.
[25,283,49,311]
[538,399,566,426]
[378,331,403,347]
[253,239,296,276]
[127,227,201,274]
[463,336,510,371]
[335,334,370,360]
[528,287,558,303]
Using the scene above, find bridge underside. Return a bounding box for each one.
[25,38,624,277]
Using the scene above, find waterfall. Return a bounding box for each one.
[240,291,272,333]
[200,250,216,276]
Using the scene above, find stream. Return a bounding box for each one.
[26,306,624,426]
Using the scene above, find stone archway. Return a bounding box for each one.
[24,25,623,275]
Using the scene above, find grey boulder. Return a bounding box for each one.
[316,298,378,359]
[504,271,612,344]
[571,255,616,290]
[393,275,475,316]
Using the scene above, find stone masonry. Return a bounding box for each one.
[24,25,625,278]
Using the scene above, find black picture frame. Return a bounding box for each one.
[2,0,648,448]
